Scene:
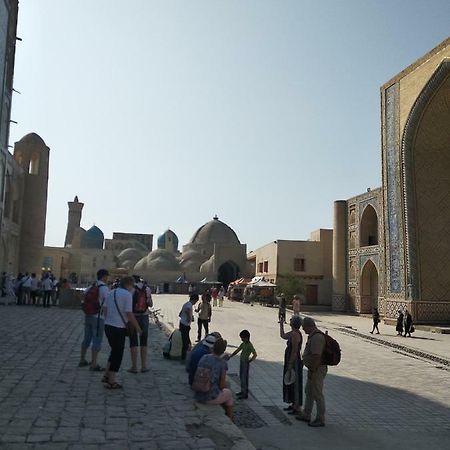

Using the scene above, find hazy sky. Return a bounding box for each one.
[9,1,450,251]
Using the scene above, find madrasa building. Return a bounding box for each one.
[331,37,450,324]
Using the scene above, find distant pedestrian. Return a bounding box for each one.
[195,293,212,342]
[42,274,53,308]
[278,294,287,324]
[21,273,32,305]
[30,273,40,305]
[292,295,301,317]
[370,308,380,334]
[280,316,303,415]
[396,310,404,336]
[211,287,219,307]
[227,329,257,399]
[297,317,327,427]
[179,294,199,361]
[103,276,142,389]
[218,286,225,307]
[403,309,413,337]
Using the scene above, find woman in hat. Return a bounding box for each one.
[280,315,303,415]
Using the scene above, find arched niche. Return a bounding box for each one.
[360,259,379,313]
[360,205,378,247]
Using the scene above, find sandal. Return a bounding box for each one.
[90,365,105,372]
[283,405,294,411]
[105,382,122,390]
[127,368,138,374]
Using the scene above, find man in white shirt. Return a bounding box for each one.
[21,273,32,305]
[79,269,110,371]
[179,294,199,361]
[41,274,53,308]
[30,273,40,305]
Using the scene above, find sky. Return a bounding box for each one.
[9,0,450,251]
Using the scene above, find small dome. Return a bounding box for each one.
[157,229,179,252]
[134,249,180,272]
[17,133,47,147]
[81,225,104,249]
[117,248,142,262]
[189,216,240,245]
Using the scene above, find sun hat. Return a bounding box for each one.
[203,335,217,348]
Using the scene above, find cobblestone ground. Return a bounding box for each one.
[154,295,450,450]
[0,305,254,450]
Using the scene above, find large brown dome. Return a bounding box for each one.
[189,216,240,245]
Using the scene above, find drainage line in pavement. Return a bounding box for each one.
[336,327,450,368]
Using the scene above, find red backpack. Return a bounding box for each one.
[314,331,341,366]
[133,286,148,314]
[82,285,100,315]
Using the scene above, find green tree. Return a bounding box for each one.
[276,274,305,304]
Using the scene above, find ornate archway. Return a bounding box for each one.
[402,61,450,302]
[217,261,240,288]
[360,205,378,246]
[360,260,378,313]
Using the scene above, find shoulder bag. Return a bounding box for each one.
[113,290,135,336]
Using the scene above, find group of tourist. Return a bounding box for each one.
[371,307,414,337]
[78,269,153,389]
[0,271,68,307]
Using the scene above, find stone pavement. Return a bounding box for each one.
[0,305,255,450]
[154,295,450,450]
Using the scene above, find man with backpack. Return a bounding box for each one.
[128,276,153,373]
[297,317,329,427]
[79,269,110,371]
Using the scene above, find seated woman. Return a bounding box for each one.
[194,338,233,421]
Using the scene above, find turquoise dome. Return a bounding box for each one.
[157,229,179,252]
[81,225,104,249]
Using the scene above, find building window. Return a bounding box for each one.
[258,262,263,273]
[263,261,268,273]
[294,258,305,272]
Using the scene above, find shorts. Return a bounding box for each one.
[207,388,233,407]
[129,314,149,348]
[82,315,104,351]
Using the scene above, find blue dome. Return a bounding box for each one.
[81,225,104,249]
[157,229,179,252]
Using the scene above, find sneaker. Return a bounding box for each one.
[296,415,311,423]
[308,420,325,427]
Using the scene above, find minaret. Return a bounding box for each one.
[14,133,50,274]
[332,200,347,311]
[64,196,84,247]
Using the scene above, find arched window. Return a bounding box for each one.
[29,153,40,175]
[360,205,378,246]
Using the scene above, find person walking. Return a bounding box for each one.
[370,308,381,334]
[128,277,153,373]
[211,286,219,307]
[102,276,142,389]
[30,273,39,306]
[195,292,212,342]
[297,317,327,427]
[179,294,199,361]
[79,269,110,371]
[292,295,301,317]
[403,309,413,337]
[396,310,404,336]
[280,316,303,415]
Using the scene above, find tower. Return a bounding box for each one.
[64,196,84,247]
[14,133,50,274]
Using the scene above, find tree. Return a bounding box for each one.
[276,274,305,304]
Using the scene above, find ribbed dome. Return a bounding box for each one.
[18,133,47,146]
[85,225,104,239]
[117,248,142,262]
[134,249,180,272]
[189,216,240,245]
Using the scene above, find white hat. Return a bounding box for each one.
[203,335,217,348]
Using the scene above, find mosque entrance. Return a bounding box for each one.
[360,260,378,313]
[217,261,240,288]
